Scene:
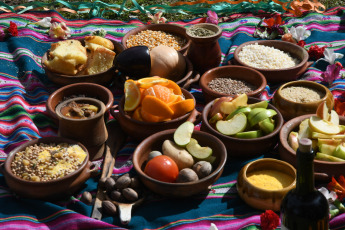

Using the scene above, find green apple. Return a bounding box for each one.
[332,144,345,160]
[316,101,330,120]
[288,131,299,151]
[209,97,233,117]
[235,130,263,139]
[204,155,216,164]
[318,138,343,146]
[226,106,251,120]
[312,132,345,139]
[209,113,223,124]
[298,118,311,140]
[329,110,340,126]
[248,109,277,127]
[319,144,336,155]
[216,112,247,136]
[247,108,266,122]
[174,121,194,147]
[220,94,248,115]
[248,100,268,109]
[186,138,212,160]
[258,118,275,134]
[316,152,345,162]
[309,115,340,135]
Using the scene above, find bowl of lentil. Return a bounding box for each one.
[200,65,267,103]
[272,80,334,121]
[122,23,190,54]
[233,40,313,83]
[237,158,296,211]
[200,97,284,157]
[1,137,97,200]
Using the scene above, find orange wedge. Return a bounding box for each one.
[169,99,195,118]
[165,80,182,95]
[141,107,166,122]
[124,80,141,112]
[141,95,174,118]
[167,94,183,105]
[137,76,169,89]
[132,106,143,121]
[143,85,172,103]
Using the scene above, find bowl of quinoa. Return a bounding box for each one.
[233,40,312,83]
[1,137,96,200]
[122,24,190,54]
[273,80,334,121]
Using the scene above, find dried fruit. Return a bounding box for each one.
[102,200,117,216]
[81,191,93,205]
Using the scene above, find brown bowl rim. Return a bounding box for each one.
[202,97,284,141]
[121,23,190,52]
[117,88,195,126]
[280,114,345,166]
[132,129,227,186]
[46,82,114,121]
[200,65,267,98]
[239,158,296,193]
[233,40,309,72]
[4,137,89,185]
[274,80,331,105]
[41,38,124,79]
[185,23,222,39]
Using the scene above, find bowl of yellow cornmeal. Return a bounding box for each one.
[236,158,296,211]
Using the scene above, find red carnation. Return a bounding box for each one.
[8,21,18,37]
[308,44,326,60]
[260,210,280,230]
[297,40,306,48]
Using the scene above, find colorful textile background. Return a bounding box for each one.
[1,7,345,230]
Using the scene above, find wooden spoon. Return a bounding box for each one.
[91,119,126,220]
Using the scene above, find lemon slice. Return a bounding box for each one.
[124,80,141,112]
[137,76,169,89]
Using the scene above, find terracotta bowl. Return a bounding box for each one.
[273,80,334,121]
[200,65,267,103]
[0,137,97,200]
[122,23,190,54]
[237,158,296,211]
[46,82,114,123]
[279,114,345,181]
[41,38,124,86]
[233,40,312,83]
[132,129,227,197]
[201,97,284,157]
[110,88,200,141]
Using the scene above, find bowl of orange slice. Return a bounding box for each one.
[111,77,199,140]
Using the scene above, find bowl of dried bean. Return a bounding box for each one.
[122,24,190,54]
[0,137,97,200]
[200,65,267,103]
[273,80,334,121]
[232,40,312,83]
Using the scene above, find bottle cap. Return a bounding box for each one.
[298,138,312,153]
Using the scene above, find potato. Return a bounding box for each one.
[193,161,212,179]
[162,140,194,170]
[176,168,199,183]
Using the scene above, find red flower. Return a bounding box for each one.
[308,44,326,60]
[335,99,345,116]
[336,61,343,69]
[8,21,18,37]
[260,210,280,230]
[328,176,345,201]
[297,40,306,48]
[264,15,284,29]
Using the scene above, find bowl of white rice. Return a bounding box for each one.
[233,40,312,83]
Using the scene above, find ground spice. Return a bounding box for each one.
[247,170,294,190]
[188,26,215,37]
[207,77,256,95]
[280,86,324,103]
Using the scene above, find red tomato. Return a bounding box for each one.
[144,155,179,183]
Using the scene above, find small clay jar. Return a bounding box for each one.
[186,23,222,75]
[56,97,108,160]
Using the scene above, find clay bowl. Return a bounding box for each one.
[132,129,227,197]
[0,137,96,200]
[200,65,267,104]
[110,88,200,141]
[237,158,296,211]
[201,97,284,157]
[41,38,124,86]
[233,40,312,83]
[122,23,190,54]
[279,114,345,181]
[273,80,334,121]
[46,82,114,123]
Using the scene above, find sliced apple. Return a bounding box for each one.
[309,115,340,135]
[235,130,263,139]
[329,110,340,126]
[312,132,345,139]
[316,101,330,120]
[318,138,343,146]
[316,152,345,162]
[247,108,266,122]
[209,97,233,117]
[216,112,247,136]
[174,121,194,147]
[319,144,337,155]
[204,155,216,164]
[209,113,223,124]
[249,109,277,127]
[259,118,275,134]
[288,131,299,151]
[298,119,311,140]
[339,125,345,134]
[226,106,251,120]
[186,138,212,160]
[332,144,345,160]
[248,100,268,109]
[220,94,248,115]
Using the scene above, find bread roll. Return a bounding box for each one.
[85,36,114,51]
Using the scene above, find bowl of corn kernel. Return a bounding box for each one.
[1,137,97,200]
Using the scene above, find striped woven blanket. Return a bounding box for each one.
[1,7,345,230]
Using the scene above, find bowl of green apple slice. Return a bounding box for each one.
[279,101,345,181]
[201,94,284,157]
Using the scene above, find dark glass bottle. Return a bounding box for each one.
[280,138,329,230]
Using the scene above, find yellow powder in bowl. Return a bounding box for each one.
[247,170,294,190]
